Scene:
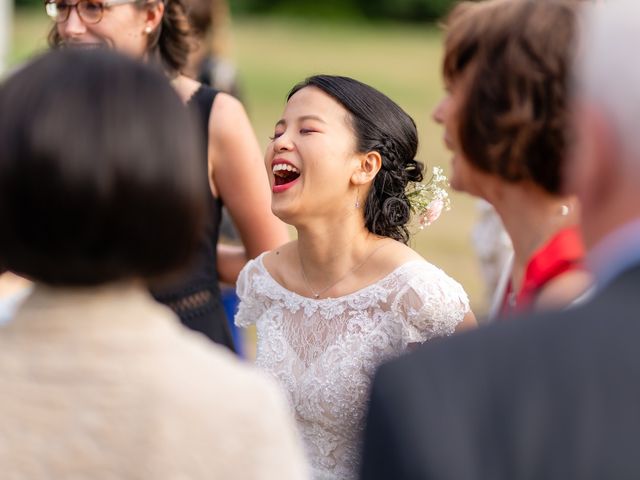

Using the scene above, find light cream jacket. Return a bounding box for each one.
[0,282,308,480]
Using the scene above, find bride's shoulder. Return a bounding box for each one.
[236,243,297,302]
[377,241,464,288]
[262,241,297,265]
[376,240,421,265]
[374,241,431,275]
[261,241,299,285]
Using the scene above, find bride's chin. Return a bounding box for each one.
[270,201,297,226]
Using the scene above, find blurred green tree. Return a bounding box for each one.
[15,0,39,7]
[358,0,457,21]
[15,0,459,22]
[230,0,459,21]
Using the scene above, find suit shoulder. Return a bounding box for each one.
[376,306,582,390]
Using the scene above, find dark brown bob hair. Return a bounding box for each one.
[0,49,205,286]
[443,0,579,194]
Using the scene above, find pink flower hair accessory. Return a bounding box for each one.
[406,166,451,230]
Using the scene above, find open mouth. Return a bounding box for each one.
[273,163,301,187]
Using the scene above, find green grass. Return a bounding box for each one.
[8,10,487,314]
[7,9,50,64]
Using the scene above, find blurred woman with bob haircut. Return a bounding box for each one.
[433,0,592,319]
[0,48,307,479]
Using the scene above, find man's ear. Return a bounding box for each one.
[351,151,382,186]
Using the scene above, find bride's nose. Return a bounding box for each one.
[273,132,293,152]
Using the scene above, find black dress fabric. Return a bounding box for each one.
[150,85,235,351]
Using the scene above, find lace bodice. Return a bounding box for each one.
[235,253,470,480]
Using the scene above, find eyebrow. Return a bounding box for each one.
[275,115,327,128]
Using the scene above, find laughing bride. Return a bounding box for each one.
[235,75,476,480]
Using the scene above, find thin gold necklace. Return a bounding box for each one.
[299,240,390,299]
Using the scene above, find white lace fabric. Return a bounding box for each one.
[236,253,470,480]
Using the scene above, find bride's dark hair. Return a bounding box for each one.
[288,75,423,244]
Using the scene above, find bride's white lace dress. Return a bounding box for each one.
[235,253,470,480]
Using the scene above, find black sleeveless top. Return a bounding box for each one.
[150,85,235,351]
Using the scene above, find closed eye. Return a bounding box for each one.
[300,129,317,135]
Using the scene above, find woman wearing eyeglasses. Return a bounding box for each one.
[44,0,290,350]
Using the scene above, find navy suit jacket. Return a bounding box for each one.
[361,264,640,480]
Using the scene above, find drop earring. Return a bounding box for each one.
[560,204,570,216]
[355,188,360,209]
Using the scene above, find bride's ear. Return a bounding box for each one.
[351,151,382,186]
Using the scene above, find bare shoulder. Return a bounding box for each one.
[262,241,299,285]
[210,92,247,125]
[206,91,262,191]
[374,240,469,298]
[383,240,426,265]
[535,269,594,311]
[207,92,257,165]
[368,239,425,275]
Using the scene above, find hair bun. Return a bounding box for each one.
[382,197,411,226]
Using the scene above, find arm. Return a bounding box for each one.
[408,310,476,349]
[455,310,477,333]
[208,93,290,284]
[534,269,593,311]
[402,264,476,343]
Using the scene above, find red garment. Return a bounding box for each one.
[501,227,585,317]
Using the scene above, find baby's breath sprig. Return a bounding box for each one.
[406,166,452,230]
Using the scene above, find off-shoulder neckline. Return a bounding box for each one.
[254,252,431,303]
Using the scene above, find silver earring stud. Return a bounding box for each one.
[144,26,152,34]
[560,204,570,216]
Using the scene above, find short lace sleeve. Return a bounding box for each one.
[234,254,267,328]
[392,262,470,343]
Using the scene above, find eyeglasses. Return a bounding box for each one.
[44,0,140,24]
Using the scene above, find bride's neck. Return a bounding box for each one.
[295,217,377,279]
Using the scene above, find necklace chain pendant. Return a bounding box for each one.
[299,240,390,300]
